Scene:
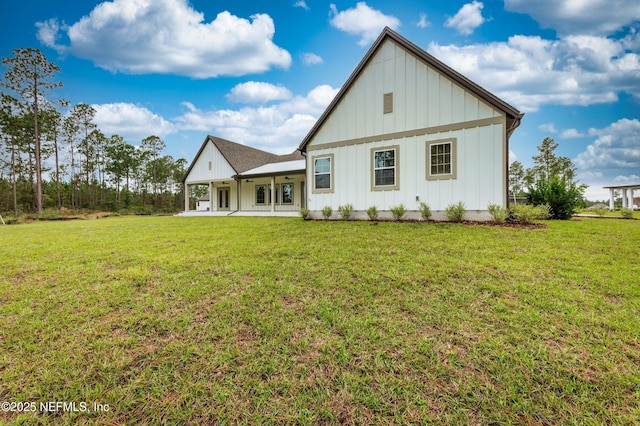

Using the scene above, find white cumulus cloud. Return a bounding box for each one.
[175,85,340,153]
[35,18,62,47]
[445,1,486,36]
[301,52,323,65]
[560,129,585,139]
[428,32,640,111]
[417,13,431,29]
[539,123,558,133]
[329,2,400,46]
[573,119,640,199]
[574,118,640,171]
[613,174,640,184]
[226,82,292,104]
[504,0,640,36]
[36,0,291,78]
[92,103,176,142]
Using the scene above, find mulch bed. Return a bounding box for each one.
[309,218,547,229]
[398,219,547,229]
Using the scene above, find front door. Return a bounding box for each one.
[218,187,230,210]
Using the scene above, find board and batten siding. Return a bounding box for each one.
[306,38,508,213]
[307,123,504,213]
[184,140,236,184]
[238,175,305,212]
[308,39,502,146]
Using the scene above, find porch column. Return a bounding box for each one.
[609,188,615,211]
[270,176,276,213]
[209,182,214,211]
[631,189,635,209]
[237,179,241,212]
[623,189,629,208]
[184,184,190,212]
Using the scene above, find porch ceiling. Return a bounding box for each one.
[237,159,306,178]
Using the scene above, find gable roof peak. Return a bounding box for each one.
[298,27,523,152]
[183,135,304,183]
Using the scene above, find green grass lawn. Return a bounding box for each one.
[1,216,639,425]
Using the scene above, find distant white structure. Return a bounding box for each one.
[196,195,210,211]
[604,184,640,210]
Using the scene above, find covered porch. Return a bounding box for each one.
[604,183,640,210]
[183,160,306,215]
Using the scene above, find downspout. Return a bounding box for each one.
[505,114,523,207]
[300,150,308,211]
[228,176,241,216]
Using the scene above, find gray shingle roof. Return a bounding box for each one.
[210,136,278,174]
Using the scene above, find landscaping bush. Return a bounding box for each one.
[510,203,549,224]
[390,204,407,221]
[527,175,585,220]
[487,203,508,223]
[620,207,634,219]
[418,202,432,220]
[299,208,310,220]
[593,207,608,217]
[134,206,154,216]
[366,206,379,220]
[445,201,465,222]
[338,204,354,220]
[321,206,333,219]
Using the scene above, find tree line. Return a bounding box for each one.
[0,48,187,217]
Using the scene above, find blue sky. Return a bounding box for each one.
[1,0,639,200]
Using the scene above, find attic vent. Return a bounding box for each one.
[383,92,393,114]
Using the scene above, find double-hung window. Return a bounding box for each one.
[313,155,333,192]
[371,146,399,190]
[426,139,457,180]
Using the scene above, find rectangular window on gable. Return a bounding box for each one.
[426,139,457,180]
[312,154,333,193]
[371,146,399,190]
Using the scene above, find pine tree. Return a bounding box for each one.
[508,160,525,202]
[2,48,63,213]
